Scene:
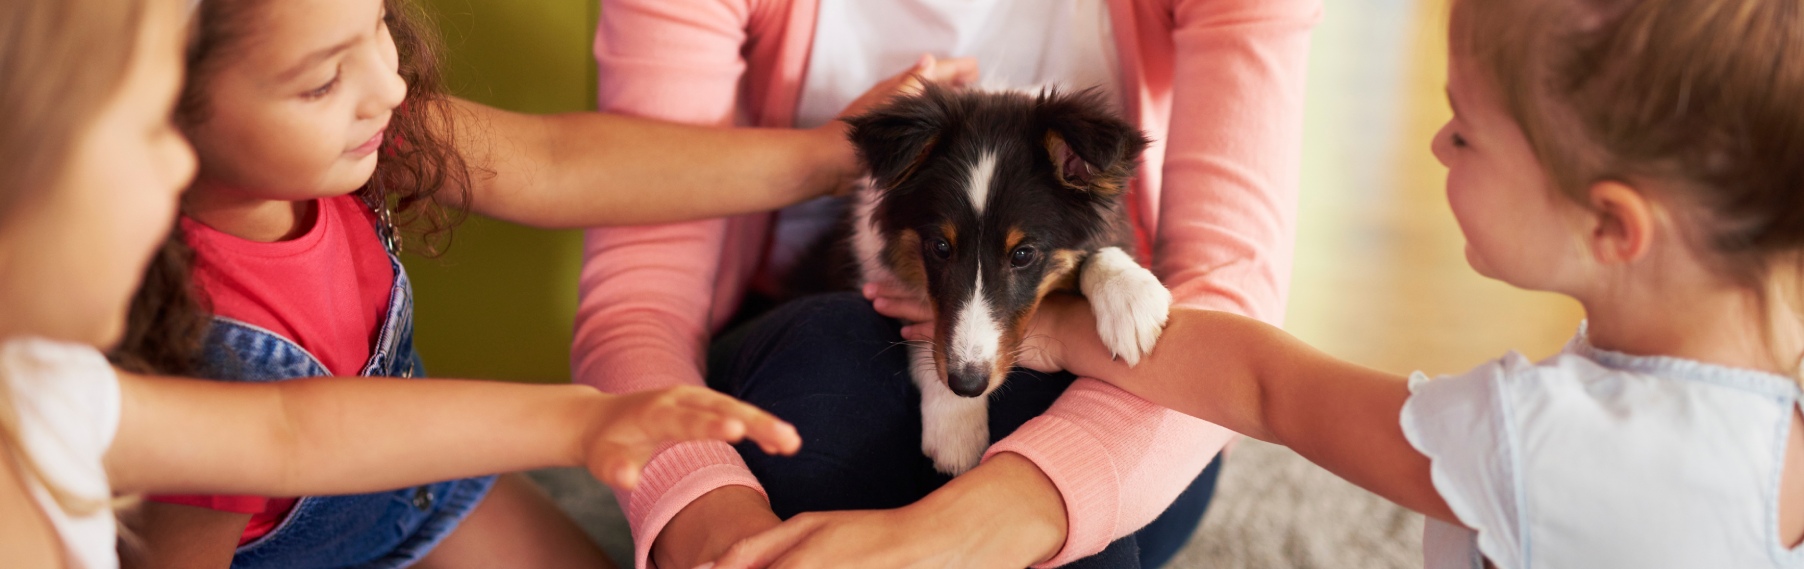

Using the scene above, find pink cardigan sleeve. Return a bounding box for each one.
[576,2,763,567]
[983,0,1320,565]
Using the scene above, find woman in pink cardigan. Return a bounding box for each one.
[573,1,1320,567]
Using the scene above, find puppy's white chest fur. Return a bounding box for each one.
[850,182,1170,475]
[839,85,1170,475]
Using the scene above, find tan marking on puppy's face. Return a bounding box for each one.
[888,228,929,293]
[1035,250,1084,298]
[888,229,941,379]
[989,249,1084,384]
[1005,227,1026,251]
[940,220,958,248]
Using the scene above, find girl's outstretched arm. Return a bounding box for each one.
[448,56,976,229]
[445,101,855,228]
[1028,295,1457,523]
[102,374,799,498]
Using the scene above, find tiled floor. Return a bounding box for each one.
[1168,0,1583,567]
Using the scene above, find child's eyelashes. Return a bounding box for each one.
[302,74,340,100]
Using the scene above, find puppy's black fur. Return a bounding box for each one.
[787,84,1161,473]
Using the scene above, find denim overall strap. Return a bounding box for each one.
[197,250,494,569]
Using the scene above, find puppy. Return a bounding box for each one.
[835,84,1172,474]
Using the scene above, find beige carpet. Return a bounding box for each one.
[1169,442,1420,568]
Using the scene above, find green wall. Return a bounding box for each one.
[404,0,597,383]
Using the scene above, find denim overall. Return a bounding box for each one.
[193,203,495,569]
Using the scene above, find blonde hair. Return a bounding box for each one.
[1454,0,1804,368]
[0,0,150,515]
[1454,0,1804,278]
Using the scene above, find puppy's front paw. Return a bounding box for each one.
[911,353,990,475]
[921,405,987,475]
[1080,247,1172,366]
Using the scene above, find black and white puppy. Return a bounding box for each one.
[841,85,1172,474]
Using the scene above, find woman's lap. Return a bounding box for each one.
[707,292,1220,569]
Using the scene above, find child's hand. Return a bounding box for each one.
[838,54,980,122]
[581,386,801,491]
[1017,293,1084,374]
[810,55,980,198]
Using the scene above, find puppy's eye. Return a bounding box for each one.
[929,238,952,260]
[1009,245,1039,268]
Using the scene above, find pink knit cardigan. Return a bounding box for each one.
[575,1,1320,566]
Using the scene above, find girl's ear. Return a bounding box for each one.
[1587,180,1655,264]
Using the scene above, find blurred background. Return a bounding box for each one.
[408,0,1586,566]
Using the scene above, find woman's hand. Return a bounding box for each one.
[710,453,1067,569]
[580,386,801,490]
[864,280,935,340]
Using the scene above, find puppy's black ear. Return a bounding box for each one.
[1039,88,1149,197]
[844,84,951,190]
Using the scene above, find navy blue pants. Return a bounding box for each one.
[708,293,1221,568]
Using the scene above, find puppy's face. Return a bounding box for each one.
[849,86,1148,398]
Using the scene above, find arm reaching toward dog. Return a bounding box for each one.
[447,54,972,229]
[1023,295,1458,522]
[444,101,858,228]
[105,374,801,497]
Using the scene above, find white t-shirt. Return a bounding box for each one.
[3,337,122,569]
[769,0,1121,278]
[1403,325,1804,569]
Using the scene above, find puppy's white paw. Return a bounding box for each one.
[1080,247,1172,366]
[911,349,988,474]
[921,400,988,475]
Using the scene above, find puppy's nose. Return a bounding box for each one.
[947,365,989,398]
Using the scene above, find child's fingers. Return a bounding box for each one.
[648,405,752,444]
[592,445,651,490]
[672,390,801,455]
[926,56,980,87]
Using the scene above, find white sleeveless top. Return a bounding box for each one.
[769,0,1122,279]
[1403,325,1804,569]
[2,338,121,569]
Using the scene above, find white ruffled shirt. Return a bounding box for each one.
[3,338,121,569]
[1403,325,1804,568]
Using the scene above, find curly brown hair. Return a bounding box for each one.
[110,0,470,375]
